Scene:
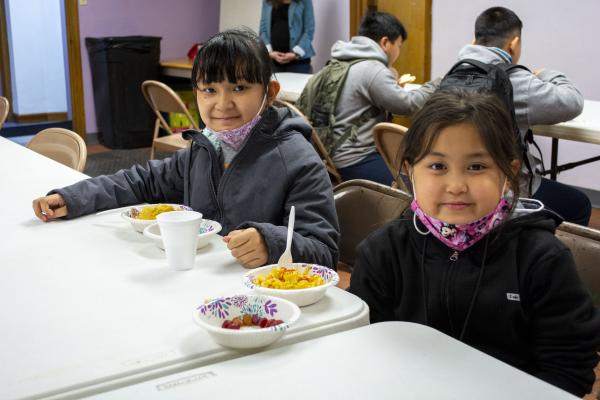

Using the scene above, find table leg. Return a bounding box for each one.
[550,138,558,181]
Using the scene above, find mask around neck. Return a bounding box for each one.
[204,92,267,150]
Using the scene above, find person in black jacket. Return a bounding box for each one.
[349,90,600,397]
[32,29,339,270]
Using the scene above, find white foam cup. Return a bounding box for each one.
[156,210,203,271]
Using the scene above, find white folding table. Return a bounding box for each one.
[90,321,578,400]
[0,137,368,399]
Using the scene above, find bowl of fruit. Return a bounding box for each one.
[193,294,301,349]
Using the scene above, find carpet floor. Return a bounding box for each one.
[84,147,169,177]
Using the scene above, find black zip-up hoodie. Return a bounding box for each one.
[349,209,600,397]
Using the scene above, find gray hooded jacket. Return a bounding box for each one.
[52,107,340,268]
[329,36,440,168]
[457,45,584,194]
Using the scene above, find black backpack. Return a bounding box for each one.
[439,59,537,191]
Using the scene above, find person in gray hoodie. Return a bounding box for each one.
[31,29,339,270]
[329,11,439,185]
[456,6,590,226]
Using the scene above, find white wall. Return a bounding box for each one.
[432,0,600,191]
[6,0,67,115]
[219,0,349,71]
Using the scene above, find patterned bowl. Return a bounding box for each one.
[120,204,192,232]
[143,219,222,250]
[194,294,301,349]
[243,263,339,307]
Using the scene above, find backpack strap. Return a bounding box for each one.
[446,58,497,75]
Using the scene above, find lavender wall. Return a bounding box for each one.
[432,0,600,191]
[78,0,219,134]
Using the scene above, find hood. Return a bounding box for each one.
[456,44,511,66]
[330,36,388,64]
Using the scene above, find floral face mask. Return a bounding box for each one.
[411,198,511,252]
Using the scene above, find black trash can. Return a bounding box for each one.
[86,36,162,149]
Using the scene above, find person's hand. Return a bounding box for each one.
[223,228,268,268]
[398,73,416,87]
[277,52,297,64]
[533,68,545,76]
[269,51,285,62]
[32,193,68,222]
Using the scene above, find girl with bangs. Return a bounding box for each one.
[33,29,339,269]
[349,90,600,396]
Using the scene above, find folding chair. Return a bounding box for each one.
[0,96,9,129]
[141,80,200,159]
[27,128,87,172]
[556,222,600,306]
[373,122,409,191]
[334,179,412,270]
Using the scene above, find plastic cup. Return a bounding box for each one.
[156,210,203,271]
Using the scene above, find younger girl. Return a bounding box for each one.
[32,29,339,269]
[349,90,600,396]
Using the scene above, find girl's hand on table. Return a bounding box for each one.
[223,228,268,268]
[32,193,68,222]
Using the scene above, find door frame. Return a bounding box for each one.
[0,0,86,137]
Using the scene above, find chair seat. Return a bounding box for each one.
[153,133,189,153]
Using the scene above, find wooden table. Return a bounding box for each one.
[90,321,578,400]
[533,100,600,180]
[0,137,368,399]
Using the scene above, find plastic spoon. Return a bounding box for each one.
[277,206,295,266]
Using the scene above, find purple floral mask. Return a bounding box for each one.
[410,198,511,252]
[206,114,261,150]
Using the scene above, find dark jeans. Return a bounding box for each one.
[338,152,394,186]
[272,60,312,73]
[532,178,592,226]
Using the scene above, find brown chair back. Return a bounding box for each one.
[373,122,409,190]
[0,96,9,129]
[334,179,412,267]
[141,80,199,135]
[556,222,600,305]
[27,128,87,172]
[142,80,199,158]
[274,99,342,184]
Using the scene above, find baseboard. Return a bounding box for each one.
[0,120,72,137]
[86,131,100,145]
[13,112,68,123]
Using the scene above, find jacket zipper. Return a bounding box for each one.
[445,250,459,336]
[202,143,223,222]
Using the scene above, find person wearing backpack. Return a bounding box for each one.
[453,6,590,226]
[297,11,439,186]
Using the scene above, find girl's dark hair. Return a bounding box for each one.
[398,89,521,206]
[191,28,272,91]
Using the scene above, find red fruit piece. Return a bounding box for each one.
[251,314,260,325]
[229,321,241,329]
[222,320,231,329]
[259,318,268,328]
